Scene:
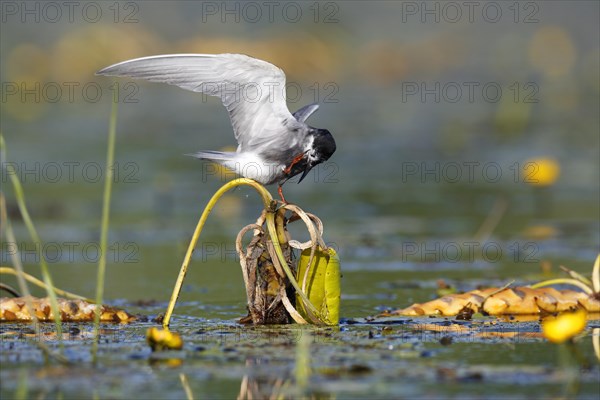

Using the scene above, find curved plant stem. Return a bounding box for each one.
[162,178,323,327]
[0,283,20,297]
[282,204,326,294]
[264,210,322,321]
[559,265,593,287]
[0,267,91,302]
[280,286,308,324]
[592,254,599,293]
[235,223,263,302]
[163,179,264,327]
[592,328,600,362]
[530,279,593,295]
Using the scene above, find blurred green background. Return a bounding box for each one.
[1,1,598,309]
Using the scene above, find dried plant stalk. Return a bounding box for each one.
[236,212,297,325]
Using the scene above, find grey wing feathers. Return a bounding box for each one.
[96,54,281,96]
[97,54,297,150]
[96,54,223,92]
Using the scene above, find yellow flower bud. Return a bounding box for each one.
[542,309,587,343]
[146,327,183,351]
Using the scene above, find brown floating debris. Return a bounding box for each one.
[383,287,600,317]
[0,296,136,323]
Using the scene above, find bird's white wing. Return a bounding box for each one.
[96,54,300,149]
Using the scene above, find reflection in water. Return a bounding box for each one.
[238,358,291,400]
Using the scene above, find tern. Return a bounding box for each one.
[97,53,336,202]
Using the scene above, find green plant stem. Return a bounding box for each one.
[530,278,593,294]
[0,195,68,363]
[592,255,599,293]
[162,178,322,328]
[92,100,118,362]
[0,134,63,347]
[163,179,266,327]
[265,210,322,321]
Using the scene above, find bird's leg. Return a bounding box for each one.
[277,185,287,203]
[279,152,306,204]
[283,152,306,175]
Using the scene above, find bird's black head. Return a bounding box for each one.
[298,128,336,183]
[312,128,336,162]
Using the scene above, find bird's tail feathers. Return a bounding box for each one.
[185,151,237,162]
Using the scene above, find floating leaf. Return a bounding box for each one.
[0,296,135,323]
[384,287,599,317]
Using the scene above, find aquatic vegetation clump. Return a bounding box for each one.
[162,178,341,327]
[384,256,600,317]
[236,205,340,325]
